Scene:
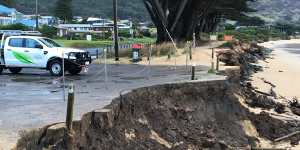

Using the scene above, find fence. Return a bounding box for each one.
[84,43,153,59]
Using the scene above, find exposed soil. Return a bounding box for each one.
[15,40,300,150]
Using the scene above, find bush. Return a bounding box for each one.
[140,29,151,37]
[119,29,131,38]
[104,31,112,39]
[225,24,236,30]
[0,23,30,30]
[152,43,175,56]
[39,25,57,38]
[218,41,234,48]
[218,27,284,42]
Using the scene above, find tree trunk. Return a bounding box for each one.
[144,0,220,43]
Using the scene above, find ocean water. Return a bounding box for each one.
[277,43,300,56]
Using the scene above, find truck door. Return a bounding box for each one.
[23,38,47,68]
[4,38,30,67]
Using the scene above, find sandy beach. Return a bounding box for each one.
[252,39,300,100]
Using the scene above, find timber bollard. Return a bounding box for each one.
[191,64,196,80]
[168,52,171,60]
[189,44,192,60]
[66,83,75,132]
[96,49,99,59]
[216,55,220,71]
[212,48,215,59]
[211,48,215,70]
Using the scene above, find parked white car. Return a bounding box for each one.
[0,35,91,76]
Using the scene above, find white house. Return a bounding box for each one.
[24,15,55,26]
[0,5,38,27]
[0,5,23,25]
[0,15,13,25]
[57,24,92,37]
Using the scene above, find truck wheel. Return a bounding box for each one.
[49,60,63,76]
[9,67,22,74]
[69,67,82,75]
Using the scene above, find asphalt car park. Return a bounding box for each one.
[0,63,221,148]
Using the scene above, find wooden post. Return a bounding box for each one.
[168,51,171,60]
[216,55,220,71]
[211,48,215,70]
[113,0,119,61]
[212,48,214,58]
[96,49,99,59]
[193,32,196,48]
[66,83,75,132]
[189,44,192,60]
[191,64,196,80]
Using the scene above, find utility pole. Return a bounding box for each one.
[113,0,119,61]
[35,0,39,30]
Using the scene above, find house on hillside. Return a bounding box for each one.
[0,5,23,25]
[57,24,93,37]
[0,4,39,27]
[87,17,113,25]
[0,15,12,25]
[57,21,133,38]
[24,15,56,26]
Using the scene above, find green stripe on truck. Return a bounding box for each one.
[12,50,34,64]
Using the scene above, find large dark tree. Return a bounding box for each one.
[144,0,256,43]
[54,0,73,23]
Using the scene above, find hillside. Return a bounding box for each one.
[12,0,300,23]
[14,0,149,21]
[249,0,300,24]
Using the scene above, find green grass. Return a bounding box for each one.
[55,37,156,48]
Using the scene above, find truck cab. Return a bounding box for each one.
[0,32,91,76]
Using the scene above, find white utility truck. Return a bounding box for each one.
[0,31,91,76]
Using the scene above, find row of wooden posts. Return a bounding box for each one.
[66,46,220,132]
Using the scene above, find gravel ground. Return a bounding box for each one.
[0,63,223,149]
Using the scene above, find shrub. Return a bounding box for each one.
[225,24,236,30]
[119,29,131,38]
[152,43,175,56]
[140,29,151,37]
[17,129,42,150]
[218,27,284,42]
[0,23,30,30]
[218,41,234,49]
[39,25,57,38]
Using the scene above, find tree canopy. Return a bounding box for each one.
[54,0,73,23]
[144,0,257,43]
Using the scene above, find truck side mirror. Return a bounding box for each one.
[35,44,43,49]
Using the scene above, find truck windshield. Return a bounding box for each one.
[39,38,62,48]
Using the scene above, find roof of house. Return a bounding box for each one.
[58,24,92,28]
[0,5,22,15]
